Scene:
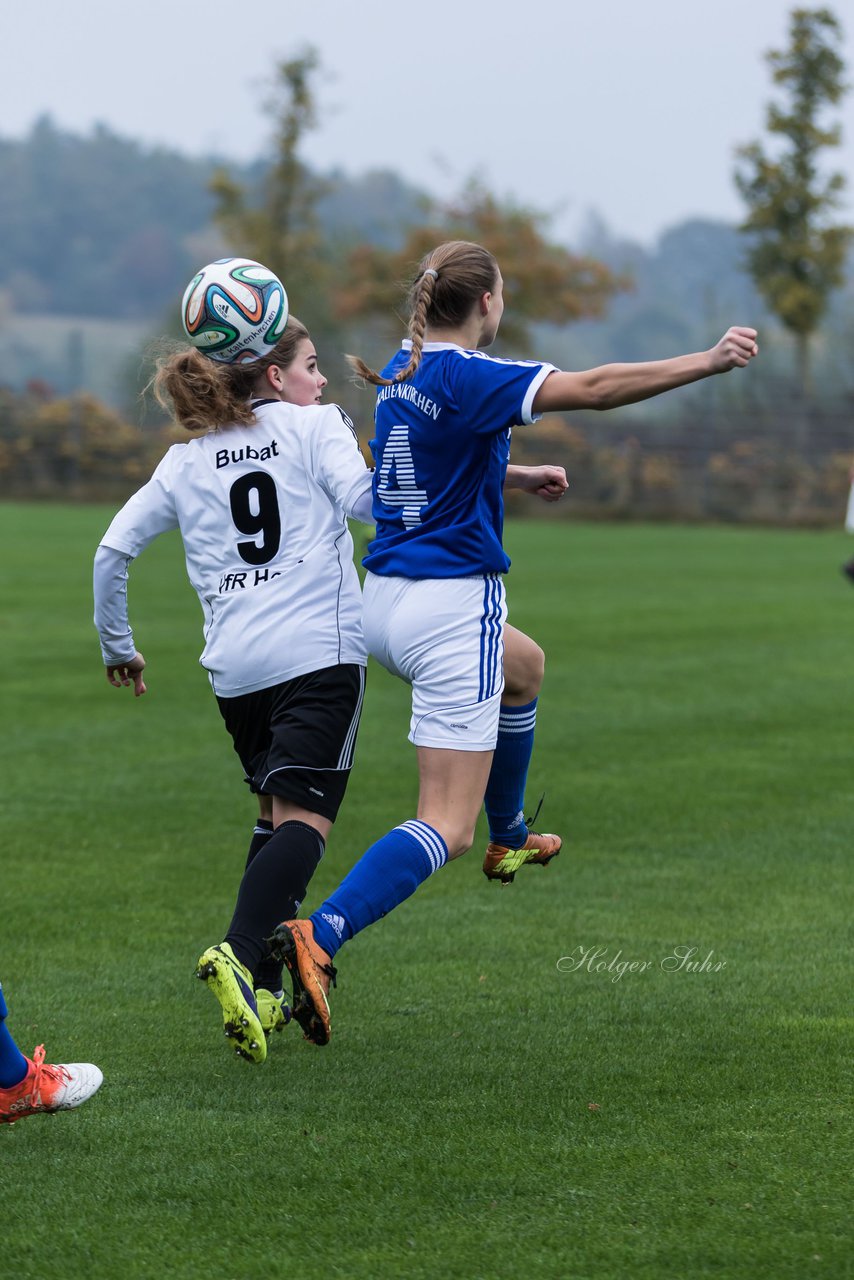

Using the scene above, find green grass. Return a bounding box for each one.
[0,503,851,1280]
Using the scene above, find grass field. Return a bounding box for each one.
[0,502,851,1280]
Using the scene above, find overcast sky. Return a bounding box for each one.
[5,0,853,246]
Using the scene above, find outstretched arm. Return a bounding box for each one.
[532,327,759,414]
[504,464,568,503]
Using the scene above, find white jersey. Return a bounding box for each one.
[96,399,373,697]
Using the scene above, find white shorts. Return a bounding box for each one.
[363,571,506,751]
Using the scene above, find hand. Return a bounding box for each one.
[105,652,147,697]
[509,464,569,503]
[709,327,759,372]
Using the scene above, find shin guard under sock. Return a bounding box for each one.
[310,820,448,960]
[226,821,325,975]
[242,818,279,990]
[484,698,538,847]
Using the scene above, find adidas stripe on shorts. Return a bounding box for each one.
[362,572,506,751]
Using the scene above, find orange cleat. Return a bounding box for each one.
[266,920,336,1046]
[483,831,562,885]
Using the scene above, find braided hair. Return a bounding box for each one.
[347,240,500,386]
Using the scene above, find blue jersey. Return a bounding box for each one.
[363,341,555,578]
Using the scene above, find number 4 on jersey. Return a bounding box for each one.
[376,425,428,529]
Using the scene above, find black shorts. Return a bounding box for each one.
[216,664,366,822]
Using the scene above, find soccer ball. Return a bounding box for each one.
[181,258,288,363]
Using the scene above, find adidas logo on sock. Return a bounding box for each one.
[321,912,345,939]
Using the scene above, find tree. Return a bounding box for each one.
[210,48,335,338]
[208,74,628,401]
[734,7,852,396]
[336,180,631,352]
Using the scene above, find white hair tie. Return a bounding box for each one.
[422,268,439,280]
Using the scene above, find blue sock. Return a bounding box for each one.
[484,697,538,847]
[0,985,29,1088]
[311,820,448,959]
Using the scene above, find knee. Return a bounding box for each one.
[443,823,478,861]
[437,819,478,860]
[420,816,476,861]
[504,637,545,701]
[528,641,545,692]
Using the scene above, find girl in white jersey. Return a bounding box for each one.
[94,316,375,1064]
[267,239,759,1047]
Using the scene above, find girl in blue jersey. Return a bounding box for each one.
[268,238,759,1045]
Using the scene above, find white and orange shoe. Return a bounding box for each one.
[0,1045,103,1124]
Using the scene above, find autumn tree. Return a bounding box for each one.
[210,48,335,338]
[0,384,172,498]
[207,53,629,408]
[337,181,631,352]
[734,7,851,396]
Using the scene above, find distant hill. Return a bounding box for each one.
[0,116,427,324]
[0,118,429,406]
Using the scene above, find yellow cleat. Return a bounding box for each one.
[255,988,292,1038]
[196,942,267,1064]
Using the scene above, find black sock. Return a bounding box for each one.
[241,818,280,989]
[226,821,325,975]
[245,818,274,869]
